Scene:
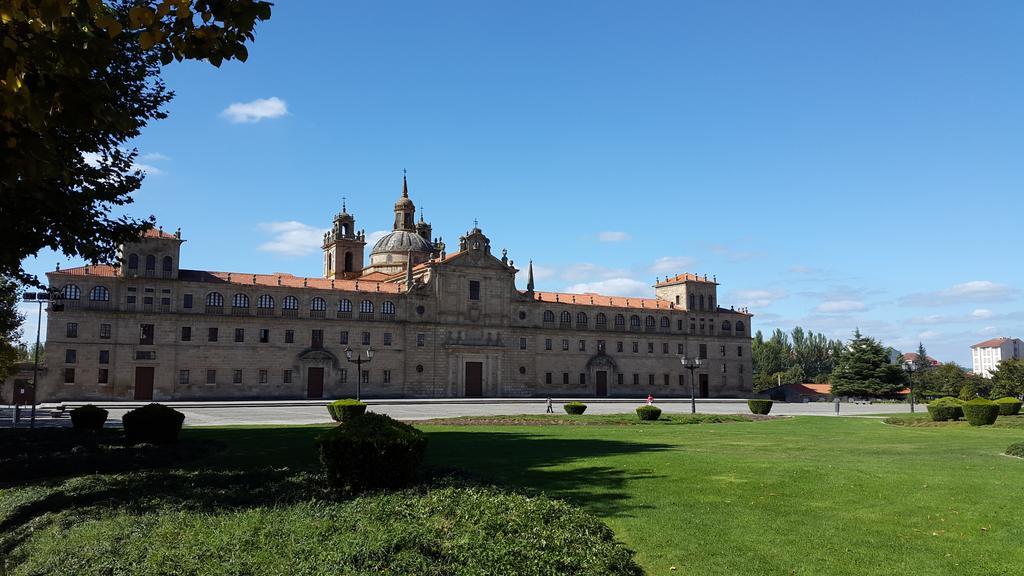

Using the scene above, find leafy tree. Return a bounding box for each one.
[830,330,907,398]
[752,327,844,391]
[0,278,24,382]
[989,359,1024,399]
[915,362,968,398]
[1,0,272,285]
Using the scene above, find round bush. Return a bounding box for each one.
[327,399,368,422]
[926,397,963,422]
[317,412,427,493]
[122,403,185,444]
[747,399,773,415]
[962,398,999,426]
[636,405,662,421]
[563,402,587,415]
[1006,442,1024,459]
[69,404,108,431]
[994,397,1023,416]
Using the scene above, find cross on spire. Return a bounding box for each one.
[341,196,347,212]
[473,218,479,228]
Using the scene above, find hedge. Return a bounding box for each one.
[122,403,185,444]
[327,399,368,422]
[1006,442,1024,459]
[635,405,662,421]
[563,402,587,415]
[69,404,108,431]
[962,398,999,426]
[994,397,1023,416]
[317,412,427,493]
[926,397,963,422]
[747,399,773,415]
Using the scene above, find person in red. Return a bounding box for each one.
[646,394,654,406]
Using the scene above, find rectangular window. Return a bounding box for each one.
[206,369,216,384]
[97,369,108,384]
[578,340,586,352]
[179,370,190,385]
[545,338,552,351]
[649,374,655,386]
[632,373,639,386]
[562,372,569,384]
[663,343,669,354]
[135,351,155,360]
[690,322,696,333]
[362,331,371,346]
[66,322,78,338]
[233,369,242,383]
[64,368,75,384]
[417,333,426,347]
[339,369,347,383]
[562,339,569,351]
[341,331,349,345]
[183,293,193,309]
[100,324,111,339]
[383,369,392,384]
[647,342,654,354]
[579,373,586,385]
[208,327,218,342]
[520,337,527,350]
[361,370,369,384]
[161,297,171,307]
[235,328,245,343]
[143,296,153,306]
[617,373,624,386]
[259,328,269,343]
[140,324,154,345]
[126,295,136,305]
[632,341,639,353]
[312,329,324,349]
[722,364,727,373]
[181,326,192,342]
[65,349,77,363]
[259,369,268,384]
[616,341,623,353]
[664,374,670,386]
[679,374,685,386]
[737,346,743,357]
[283,369,293,384]
[720,345,726,356]
[597,340,606,352]
[469,280,481,300]
[699,344,708,359]
[99,350,109,364]
[677,319,684,331]
[545,372,552,384]
[739,364,745,374]
[383,332,392,346]
[285,330,294,344]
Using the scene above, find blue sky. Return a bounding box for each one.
[20,0,1024,366]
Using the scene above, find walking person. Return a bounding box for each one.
[646,394,654,406]
[545,397,554,413]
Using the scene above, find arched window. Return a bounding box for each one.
[630,315,641,328]
[559,311,571,325]
[145,254,156,271]
[645,315,656,328]
[543,310,555,323]
[699,294,705,310]
[735,320,745,334]
[596,313,607,328]
[89,286,110,301]
[206,292,224,307]
[162,256,173,272]
[689,294,695,309]
[381,301,396,318]
[339,299,352,312]
[709,296,715,310]
[232,293,249,308]
[721,320,732,332]
[311,297,326,311]
[576,312,588,326]
[344,252,353,273]
[127,254,138,270]
[614,314,625,327]
[282,296,298,310]
[63,284,81,300]
[257,295,275,309]
[360,299,374,314]
[327,253,333,272]
[660,316,670,328]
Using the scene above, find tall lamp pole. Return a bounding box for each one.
[20,289,58,430]
[904,362,917,414]
[344,346,374,401]
[680,356,703,414]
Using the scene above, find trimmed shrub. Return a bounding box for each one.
[1006,442,1024,458]
[994,397,1023,416]
[958,384,976,401]
[563,402,587,415]
[327,399,367,422]
[69,404,108,431]
[748,399,773,415]
[317,412,427,493]
[962,398,999,426]
[122,403,185,444]
[636,405,662,420]
[926,397,963,422]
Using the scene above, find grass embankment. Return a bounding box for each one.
[883,414,1024,428]
[418,412,764,426]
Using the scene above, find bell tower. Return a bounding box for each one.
[393,172,416,231]
[323,198,365,279]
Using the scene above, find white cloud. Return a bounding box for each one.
[918,330,942,340]
[82,151,163,175]
[815,300,867,313]
[257,221,328,257]
[565,278,652,297]
[978,326,998,335]
[598,231,631,242]
[733,289,787,309]
[365,230,390,247]
[900,280,1018,307]
[970,308,994,319]
[221,97,289,123]
[140,152,170,162]
[650,256,695,274]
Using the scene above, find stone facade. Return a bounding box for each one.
[39,182,753,402]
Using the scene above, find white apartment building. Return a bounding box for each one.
[970,337,1023,377]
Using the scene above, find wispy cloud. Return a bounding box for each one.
[140,152,170,162]
[598,231,631,242]
[365,230,390,247]
[257,221,327,257]
[971,308,994,319]
[709,244,763,262]
[650,256,695,274]
[82,151,164,175]
[899,280,1019,307]
[565,278,652,297]
[221,97,289,123]
[815,300,867,313]
[733,289,787,309]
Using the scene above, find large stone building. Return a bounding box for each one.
[39,178,753,401]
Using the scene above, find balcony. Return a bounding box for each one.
[257,308,275,317]
[282,309,298,318]
[310,310,326,319]
[231,307,251,316]
[337,310,352,320]
[205,305,224,315]
[359,312,374,321]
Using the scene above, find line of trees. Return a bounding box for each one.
[751,327,845,391]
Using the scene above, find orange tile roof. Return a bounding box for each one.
[787,382,911,396]
[655,272,717,287]
[142,228,181,240]
[902,352,940,365]
[971,337,1014,349]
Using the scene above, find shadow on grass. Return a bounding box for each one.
[425,430,673,518]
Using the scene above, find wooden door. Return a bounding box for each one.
[595,371,608,397]
[307,367,324,399]
[134,367,154,401]
[12,379,31,404]
[699,374,709,398]
[465,362,483,397]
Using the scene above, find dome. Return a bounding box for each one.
[371,230,433,255]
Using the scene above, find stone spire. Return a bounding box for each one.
[526,260,535,294]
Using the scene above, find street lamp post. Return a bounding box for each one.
[680,356,703,414]
[20,289,56,430]
[904,362,917,414]
[344,346,374,401]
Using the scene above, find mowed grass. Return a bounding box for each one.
[420,416,1024,576]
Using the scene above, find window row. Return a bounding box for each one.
[62,367,109,384]
[540,309,744,334]
[61,284,110,301]
[542,369,743,387]
[541,338,744,358]
[181,368,393,385]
